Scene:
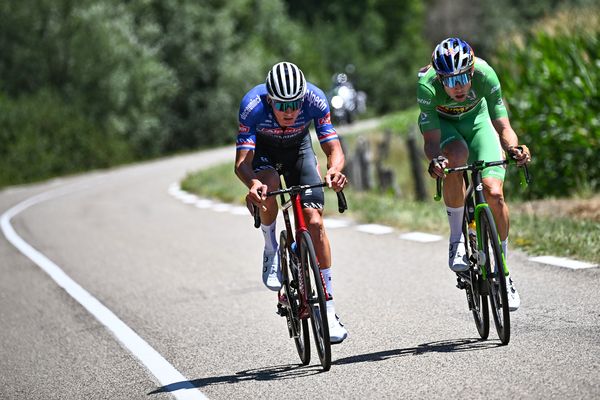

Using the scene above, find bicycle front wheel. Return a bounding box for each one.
[480,208,510,345]
[279,231,310,365]
[299,231,331,371]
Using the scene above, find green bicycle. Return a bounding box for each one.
[435,157,530,345]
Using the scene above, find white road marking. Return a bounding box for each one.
[230,206,251,216]
[323,218,352,229]
[355,224,394,235]
[181,194,199,204]
[211,203,233,212]
[169,184,597,271]
[194,199,214,209]
[529,256,598,270]
[399,232,443,243]
[2,183,208,400]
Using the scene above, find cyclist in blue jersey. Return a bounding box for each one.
[234,62,348,343]
[418,38,531,311]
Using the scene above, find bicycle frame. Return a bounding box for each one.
[438,159,529,278]
[278,184,314,319]
[257,179,345,318]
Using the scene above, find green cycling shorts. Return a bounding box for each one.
[438,112,506,181]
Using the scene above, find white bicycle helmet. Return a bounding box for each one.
[265,61,307,102]
[431,37,475,76]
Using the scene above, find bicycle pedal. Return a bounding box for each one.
[473,250,486,266]
[276,303,288,317]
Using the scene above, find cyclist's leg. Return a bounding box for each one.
[438,119,471,270]
[251,148,280,225]
[439,118,468,208]
[469,113,509,240]
[282,135,330,269]
[290,136,347,342]
[252,147,284,290]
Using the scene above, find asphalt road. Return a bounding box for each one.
[1,145,598,400]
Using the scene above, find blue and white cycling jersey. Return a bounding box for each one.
[236,82,338,151]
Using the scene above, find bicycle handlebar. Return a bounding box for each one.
[434,158,530,202]
[252,182,348,228]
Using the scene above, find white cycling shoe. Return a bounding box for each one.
[262,248,281,291]
[449,241,469,272]
[507,276,521,311]
[327,308,348,344]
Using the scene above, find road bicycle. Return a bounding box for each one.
[435,156,529,345]
[252,177,347,371]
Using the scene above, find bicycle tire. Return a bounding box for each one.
[462,215,489,340]
[279,231,310,365]
[299,230,331,371]
[480,208,510,345]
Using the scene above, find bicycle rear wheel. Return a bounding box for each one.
[299,231,331,371]
[480,209,510,345]
[462,215,489,340]
[279,231,310,365]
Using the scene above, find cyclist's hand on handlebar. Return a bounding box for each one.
[248,180,268,208]
[428,155,448,178]
[326,168,347,192]
[508,145,531,166]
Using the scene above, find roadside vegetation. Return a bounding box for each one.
[182,108,600,264]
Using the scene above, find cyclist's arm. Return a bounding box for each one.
[492,117,519,151]
[492,117,531,164]
[422,128,443,160]
[320,139,347,191]
[235,149,267,203]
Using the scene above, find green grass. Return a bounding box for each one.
[511,214,600,263]
[182,108,600,265]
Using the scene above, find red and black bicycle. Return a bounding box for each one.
[253,177,347,371]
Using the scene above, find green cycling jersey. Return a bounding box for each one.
[417,57,508,131]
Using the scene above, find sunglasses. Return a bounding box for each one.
[439,72,472,88]
[273,99,303,112]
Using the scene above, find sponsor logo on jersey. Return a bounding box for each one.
[420,112,429,122]
[238,123,250,133]
[318,112,331,126]
[490,84,500,94]
[436,99,481,116]
[258,126,305,135]
[240,95,261,120]
[306,89,327,112]
[418,97,432,105]
[466,90,477,101]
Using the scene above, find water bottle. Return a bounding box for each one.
[468,220,477,249]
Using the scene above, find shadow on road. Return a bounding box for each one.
[333,338,501,365]
[148,363,322,395]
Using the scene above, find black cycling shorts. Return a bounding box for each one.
[252,134,324,209]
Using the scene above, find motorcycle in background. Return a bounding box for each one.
[328,73,366,125]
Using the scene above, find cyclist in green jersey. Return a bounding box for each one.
[417,37,531,311]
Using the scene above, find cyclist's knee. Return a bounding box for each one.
[256,169,279,190]
[442,140,468,166]
[484,182,505,205]
[304,209,324,230]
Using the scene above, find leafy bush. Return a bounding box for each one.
[493,7,600,198]
[0,90,132,187]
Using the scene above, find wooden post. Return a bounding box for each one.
[407,125,427,201]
